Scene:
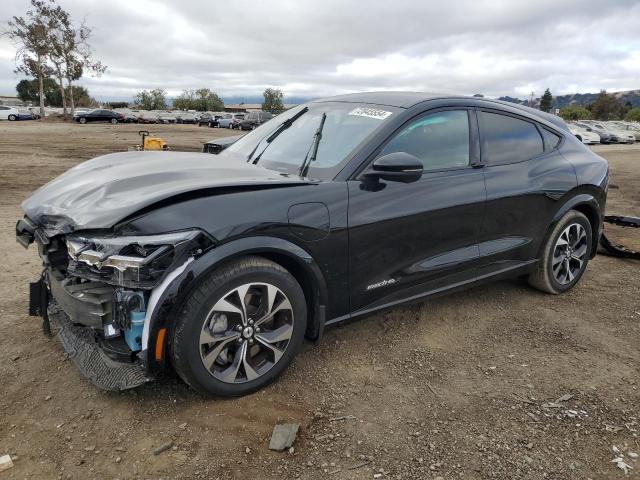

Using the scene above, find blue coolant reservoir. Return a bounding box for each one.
[124,311,145,352]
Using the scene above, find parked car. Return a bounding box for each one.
[0,105,21,121]
[137,111,159,124]
[217,113,245,129]
[198,112,223,127]
[114,109,139,123]
[582,121,635,144]
[238,111,274,130]
[568,124,600,144]
[17,92,608,397]
[177,112,198,124]
[202,134,244,154]
[74,109,125,124]
[575,122,618,143]
[607,121,640,141]
[157,112,178,124]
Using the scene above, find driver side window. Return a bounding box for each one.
[380,110,470,171]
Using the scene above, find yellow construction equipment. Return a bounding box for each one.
[129,130,169,151]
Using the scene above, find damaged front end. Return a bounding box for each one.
[17,217,213,391]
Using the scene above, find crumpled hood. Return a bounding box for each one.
[22,150,308,235]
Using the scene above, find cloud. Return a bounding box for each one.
[1,0,639,101]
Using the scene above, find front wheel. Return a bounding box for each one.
[8,114,17,121]
[111,118,118,124]
[528,210,592,294]
[171,256,307,397]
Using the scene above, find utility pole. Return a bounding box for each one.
[529,91,535,107]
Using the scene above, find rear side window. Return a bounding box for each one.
[380,110,470,171]
[540,128,561,150]
[480,112,544,164]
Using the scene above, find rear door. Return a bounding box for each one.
[477,110,576,275]
[347,108,486,314]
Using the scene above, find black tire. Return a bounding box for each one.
[528,210,592,294]
[8,114,17,121]
[171,256,307,397]
[79,117,87,124]
[111,118,118,124]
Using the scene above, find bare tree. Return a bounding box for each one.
[5,0,57,118]
[49,6,106,117]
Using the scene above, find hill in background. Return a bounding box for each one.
[498,89,640,109]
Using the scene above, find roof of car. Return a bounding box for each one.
[314,91,569,131]
[314,91,445,108]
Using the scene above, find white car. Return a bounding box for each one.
[568,124,600,144]
[589,122,635,144]
[0,105,20,121]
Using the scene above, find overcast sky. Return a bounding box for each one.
[1,0,639,101]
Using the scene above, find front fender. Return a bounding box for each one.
[142,236,328,371]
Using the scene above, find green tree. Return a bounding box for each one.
[16,77,58,105]
[262,88,285,113]
[539,88,553,113]
[558,105,591,121]
[173,88,224,111]
[589,90,626,120]
[134,88,167,110]
[625,108,640,122]
[195,88,224,111]
[172,89,196,110]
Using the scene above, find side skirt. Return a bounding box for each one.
[326,260,537,326]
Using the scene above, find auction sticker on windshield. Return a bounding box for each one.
[348,107,393,120]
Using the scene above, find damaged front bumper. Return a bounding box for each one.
[28,273,151,391]
[17,216,205,391]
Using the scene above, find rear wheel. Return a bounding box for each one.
[171,256,307,397]
[110,118,118,124]
[528,210,592,294]
[79,117,87,124]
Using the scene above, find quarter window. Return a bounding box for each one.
[380,110,470,171]
[480,112,544,164]
[540,128,561,151]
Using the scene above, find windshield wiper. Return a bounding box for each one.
[248,106,309,164]
[298,112,326,178]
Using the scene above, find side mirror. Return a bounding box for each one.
[362,152,423,183]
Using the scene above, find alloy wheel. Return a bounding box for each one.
[199,283,294,384]
[551,223,588,285]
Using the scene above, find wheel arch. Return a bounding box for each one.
[144,236,328,371]
[550,192,602,259]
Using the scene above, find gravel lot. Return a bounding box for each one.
[0,121,638,479]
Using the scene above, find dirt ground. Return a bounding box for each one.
[0,121,638,480]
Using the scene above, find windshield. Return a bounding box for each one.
[226,102,400,180]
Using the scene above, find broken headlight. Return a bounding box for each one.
[66,230,213,289]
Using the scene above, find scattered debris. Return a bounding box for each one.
[10,355,20,362]
[555,393,573,403]
[269,424,299,451]
[329,415,357,422]
[600,215,640,259]
[178,422,187,429]
[45,395,52,401]
[628,452,638,459]
[0,455,14,472]
[153,442,174,455]
[612,457,633,474]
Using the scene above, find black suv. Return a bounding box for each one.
[17,92,608,397]
[238,111,274,130]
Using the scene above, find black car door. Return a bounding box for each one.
[347,108,487,315]
[476,110,577,275]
